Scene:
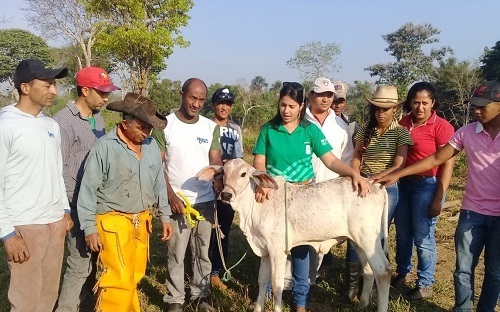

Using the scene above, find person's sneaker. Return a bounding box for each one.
[390,274,407,288]
[404,287,433,301]
[168,302,183,312]
[192,297,216,312]
[210,275,227,290]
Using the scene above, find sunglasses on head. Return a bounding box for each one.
[218,93,234,101]
[283,82,304,91]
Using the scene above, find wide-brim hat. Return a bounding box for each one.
[364,85,402,108]
[106,92,167,130]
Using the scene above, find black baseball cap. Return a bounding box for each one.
[211,87,235,105]
[13,59,68,88]
[468,81,500,107]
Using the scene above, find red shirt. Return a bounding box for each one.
[399,110,454,176]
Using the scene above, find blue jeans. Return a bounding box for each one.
[453,210,500,312]
[346,183,398,263]
[394,177,438,288]
[291,245,310,308]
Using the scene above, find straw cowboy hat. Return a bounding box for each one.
[364,85,402,108]
[107,92,167,130]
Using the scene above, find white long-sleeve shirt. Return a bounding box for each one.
[0,105,69,239]
[305,107,354,182]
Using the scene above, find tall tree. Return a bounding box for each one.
[87,0,193,95]
[0,29,53,91]
[250,76,268,93]
[148,78,182,115]
[432,57,482,127]
[24,0,99,69]
[480,41,500,81]
[365,23,451,95]
[286,41,341,80]
[345,80,374,125]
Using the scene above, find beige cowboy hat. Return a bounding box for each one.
[106,92,167,130]
[364,85,402,108]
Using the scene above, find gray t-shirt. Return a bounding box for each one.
[219,120,243,160]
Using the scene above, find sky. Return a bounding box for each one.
[1,0,499,87]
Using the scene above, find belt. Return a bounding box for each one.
[400,175,435,181]
[291,179,312,185]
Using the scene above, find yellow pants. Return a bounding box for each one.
[95,210,152,312]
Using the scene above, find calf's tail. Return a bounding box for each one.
[381,189,389,255]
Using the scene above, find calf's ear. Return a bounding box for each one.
[195,165,223,182]
[251,171,279,190]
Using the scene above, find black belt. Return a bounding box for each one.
[400,175,435,181]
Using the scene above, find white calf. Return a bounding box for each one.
[196,158,391,312]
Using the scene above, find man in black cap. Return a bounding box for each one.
[0,58,73,311]
[208,87,243,289]
[76,92,173,311]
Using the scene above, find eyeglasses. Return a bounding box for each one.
[283,82,304,91]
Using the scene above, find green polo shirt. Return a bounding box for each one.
[253,120,332,183]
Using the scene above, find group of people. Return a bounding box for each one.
[0,57,498,312]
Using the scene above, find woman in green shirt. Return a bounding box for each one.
[252,82,368,312]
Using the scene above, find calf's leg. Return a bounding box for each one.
[254,256,271,312]
[270,251,287,312]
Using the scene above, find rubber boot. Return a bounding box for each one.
[340,262,362,303]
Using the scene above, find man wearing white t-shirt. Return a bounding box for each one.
[161,78,222,312]
[305,77,354,283]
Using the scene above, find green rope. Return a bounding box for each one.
[221,248,249,282]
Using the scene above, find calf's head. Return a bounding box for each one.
[195,158,278,203]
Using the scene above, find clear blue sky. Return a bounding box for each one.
[2,0,499,87]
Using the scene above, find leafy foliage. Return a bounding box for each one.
[432,58,482,128]
[287,41,341,80]
[148,78,182,115]
[366,23,451,95]
[480,41,500,81]
[86,0,194,95]
[23,0,99,68]
[344,80,374,125]
[250,76,268,93]
[0,29,52,84]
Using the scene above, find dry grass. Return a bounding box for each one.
[1,155,498,311]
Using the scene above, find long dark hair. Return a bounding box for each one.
[362,104,379,149]
[268,82,306,126]
[402,81,440,114]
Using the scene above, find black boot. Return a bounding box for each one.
[340,262,362,303]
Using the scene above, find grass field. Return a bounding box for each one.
[0,155,497,312]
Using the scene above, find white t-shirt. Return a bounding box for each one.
[305,107,354,182]
[164,113,218,204]
[0,105,68,239]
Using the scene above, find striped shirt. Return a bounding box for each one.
[54,101,105,206]
[354,120,413,175]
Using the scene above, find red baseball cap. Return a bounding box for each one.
[75,67,120,92]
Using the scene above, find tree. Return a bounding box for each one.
[87,0,194,95]
[0,29,52,87]
[24,0,99,69]
[432,57,482,127]
[250,76,268,93]
[269,80,282,97]
[365,23,451,95]
[345,80,374,125]
[286,41,341,80]
[148,78,182,115]
[480,41,500,81]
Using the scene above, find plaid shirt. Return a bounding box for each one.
[53,101,105,206]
